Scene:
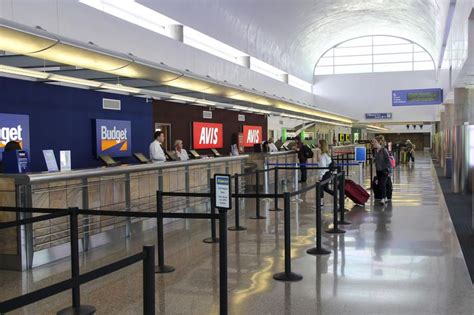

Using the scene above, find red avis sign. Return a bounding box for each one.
[243,125,262,147]
[193,122,224,149]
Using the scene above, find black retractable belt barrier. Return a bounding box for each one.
[249,170,266,220]
[228,174,247,231]
[337,171,351,225]
[306,182,331,256]
[155,191,175,274]
[143,246,156,315]
[57,207,96,315]
[204,178,219,243]
[325,174,346,234]
[269,167,282,211]
[273,192,303,282]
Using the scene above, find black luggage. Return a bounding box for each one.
[371,176,393,200]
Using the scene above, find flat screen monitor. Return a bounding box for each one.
[99,154,118,167]
[211,148,221,157]
[166,151,178,161]
[134,152,149,164]
[189,150,201,159]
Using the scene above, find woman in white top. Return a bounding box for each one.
[267,137,278,152]
[174,139,189,161]
[318,139,334,205]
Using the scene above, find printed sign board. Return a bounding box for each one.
[60,150,71,171]
[355,146,366,162]
[192,122,224,149]
[365,113,392,120]
[392,88,443,106]
[95,119,131,157]
[0,113,30,162]
[43,149,59,172]
[214,174,231,210]
[243,125,262,147]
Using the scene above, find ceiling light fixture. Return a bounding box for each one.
[49,74,102,88]
[170,94,196,102]
[101,83,141,94]
[0,64,50,79]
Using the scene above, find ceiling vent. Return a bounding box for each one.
[103,98,121,111]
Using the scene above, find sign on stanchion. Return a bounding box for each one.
[214,174,232,210]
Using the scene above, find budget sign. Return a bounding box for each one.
[193,122,223,149]
[95,119,132,157]
[243,125,262,147]
[0,113,30,161]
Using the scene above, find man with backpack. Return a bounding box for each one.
[295,135,313,183]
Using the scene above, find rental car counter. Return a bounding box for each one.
[0,155,247,270]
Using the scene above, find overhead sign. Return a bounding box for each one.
[95,119,131,157]
[392,88,443,106]
[243,125,262,147]
[365,113,392,120]
[0,113,30,162]
[214,174,231,210]
[354,146,366,162]
[193,122,224,149]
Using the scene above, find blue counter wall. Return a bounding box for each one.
[0,77,152,171]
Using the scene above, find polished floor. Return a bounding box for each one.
[1,154,473,314]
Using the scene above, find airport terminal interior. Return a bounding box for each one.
[0,1,473,314]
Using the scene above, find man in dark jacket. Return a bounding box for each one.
[295,136,307,183]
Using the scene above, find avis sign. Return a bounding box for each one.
[0,113,30,162]
[243,125,262,147]
[193,122,223,149]
[95,119,132,157]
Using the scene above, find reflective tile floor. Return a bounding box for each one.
[1,154,473,314]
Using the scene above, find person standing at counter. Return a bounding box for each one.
[295,136,307,183]
[267,137,278,152]
[149,131,166,163]
[230,134,239,156]
[174,139,189,161]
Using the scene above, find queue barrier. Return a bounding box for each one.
[0,207,155,315]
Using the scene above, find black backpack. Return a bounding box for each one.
[303,145,314,159]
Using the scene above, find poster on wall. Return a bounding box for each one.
[192,122,224,149]
[95,119,132,158]
[243,125,262,147]
[0,113,30,161]
[392,88,443,106]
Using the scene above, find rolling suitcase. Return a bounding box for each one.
[372,176,382,199]
[345,179,370,205]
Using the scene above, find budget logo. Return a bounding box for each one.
[95,119,131,157]
[193,122,223,149]
[243,125,262,147]
[0,113,30,161]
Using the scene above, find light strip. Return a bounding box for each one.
[170,95,196,102]
[0,64,50,79]
[49,74,102,88]
[100,83,141,94]
[195,99,216,106]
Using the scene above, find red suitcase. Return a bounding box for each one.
[344,179,369,205]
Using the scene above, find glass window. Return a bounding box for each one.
[373,53,413,63]
[314,66,334,75]
[335,64,372,74]
[314,35,434,75]
[334,46,372,57]
[373,62,413,72]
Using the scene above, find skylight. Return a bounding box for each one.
[314,36,435,75]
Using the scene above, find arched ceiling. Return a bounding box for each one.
[139,0,449,81]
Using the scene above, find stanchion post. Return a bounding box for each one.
[57,208,96,315]
[249,170,266,219]
[269,167,281,211]
[337,171,351,225]
[143,246,155,315]
[307,183,331,256]
[228,174,246,231]
[218,208,228,315]
[369,158,373,189]
[273,192,303,282]
[325,174,346,234]
[204,178,220,242]
[155,191,175,273]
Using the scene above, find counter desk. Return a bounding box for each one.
[0,155,247,270]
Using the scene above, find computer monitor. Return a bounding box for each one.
[133,152,149,164]
[211,148,221,157]
[166,151,178,161]
[99,154,118,167]
[189,150,201,159]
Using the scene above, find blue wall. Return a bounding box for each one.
[0,77,153,171]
